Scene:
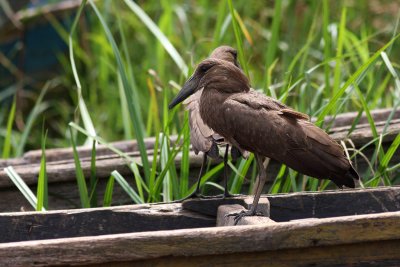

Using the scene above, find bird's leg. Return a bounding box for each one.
[227,154,267,225]
[194,153,207,195]
[223,144,234,198]
[203,144,238,199]
[196,144,236,199]
[173,153,208,202]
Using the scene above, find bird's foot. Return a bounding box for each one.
[226,209,264,225]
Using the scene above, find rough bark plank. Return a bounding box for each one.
[0,211,400,266]
[329,118,400,146]
[1,187,398,242]
[96,240,400,267]
[182,186,400,220]
[0,179,136,212]
[319,107,400,128]
[0,150,210,188]
[0,203,214,243]
[183,196,271,217]
[268,186,400,222]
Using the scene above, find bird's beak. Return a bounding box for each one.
[168,74,199,109]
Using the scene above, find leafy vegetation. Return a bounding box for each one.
[1,0,400,208]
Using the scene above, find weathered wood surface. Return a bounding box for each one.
[0,203,214,243]
[182,186,400,220]
[318,107,400,128]
[0,211,400,266]
[268,186,400,221]
[91,240,400,267]
[1,187,399,244]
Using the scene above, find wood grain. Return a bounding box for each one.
[0,211,399,266]
[1,187,399,243]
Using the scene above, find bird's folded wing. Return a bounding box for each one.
[229,91,310,121]
[299,120,344,156]
[221,98,351,179]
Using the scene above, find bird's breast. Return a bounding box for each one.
[199,90,230,137]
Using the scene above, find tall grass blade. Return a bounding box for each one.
[332,8,346,98]
[4,166,41,210]
[227,0,249,77]
[322,0,331,95]
[123,0,188,76]
[316,33,400,125]
[379,133,400,173]
[111,170,144,204]
[129,162,145,202]
[2,95,16,158]
[68,0,97,143]
[89,0,151,182]
[69,127,90,208]
[187,162,225,194]
[89,140,98,207]
[212,1,228,46]
[264,0,282,86]
[36,127,48,211]
[160,132,172,202]
[179,112,190,196]
[16,81,53,156]
[230,154,254,194]
[103,175,115,207]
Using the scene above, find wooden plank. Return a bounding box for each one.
[320,107,400,128]
[329,118,400,146]
[267,186,400,222]
[182,186,400,220]
[0,179,135,212]
[1,187,399,242]
[95,240,400,267]
[0,211,399,266]
[0,203,214,243]
[0,151,209,188]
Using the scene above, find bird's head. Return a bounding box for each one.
[209,45,240,67]
[168,58,250,109]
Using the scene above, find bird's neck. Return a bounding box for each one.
[199,88,230,131]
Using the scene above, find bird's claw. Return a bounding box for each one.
[225,209,263,225]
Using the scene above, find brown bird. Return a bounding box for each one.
[181,46,247,199]
[169,56,360,223]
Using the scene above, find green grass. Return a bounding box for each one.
[1,1,400,208]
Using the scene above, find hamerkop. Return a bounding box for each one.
[182,46,247,198]
[169,49,360,222]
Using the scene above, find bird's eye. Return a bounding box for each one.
[230,50,238,58]
[200,64,211,72]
